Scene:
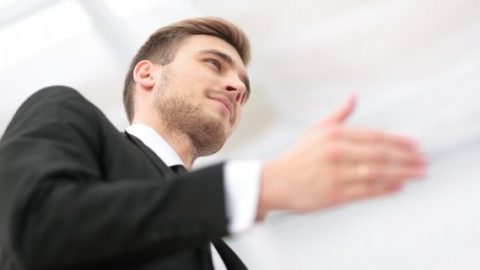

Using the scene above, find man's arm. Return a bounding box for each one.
[0,87,229,269]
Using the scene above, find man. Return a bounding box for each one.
[0,17,426,269]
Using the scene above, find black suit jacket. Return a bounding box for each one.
[0,86,247,270]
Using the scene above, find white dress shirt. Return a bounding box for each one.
[125,124,261,269]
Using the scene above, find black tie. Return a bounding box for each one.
[171,164,188,175]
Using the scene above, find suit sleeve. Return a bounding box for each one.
[0,86,229,270]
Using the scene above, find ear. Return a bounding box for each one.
[133,60,160,91]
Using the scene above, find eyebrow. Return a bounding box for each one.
[199,49,251,96]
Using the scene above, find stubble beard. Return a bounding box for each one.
[154,70,228,157]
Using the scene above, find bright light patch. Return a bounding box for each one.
[0,0,91,70]
[0,0,21,10]
[104,0,170,18]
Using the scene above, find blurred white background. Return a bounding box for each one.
[1,0,479,269]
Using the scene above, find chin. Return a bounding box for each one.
[186,112,229,156]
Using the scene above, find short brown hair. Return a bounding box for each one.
[123,17,251,122]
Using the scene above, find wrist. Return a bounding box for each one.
[256,159,288,220]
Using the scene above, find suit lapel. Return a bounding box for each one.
[124,131,174,178]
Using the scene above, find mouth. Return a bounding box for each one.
[209,96,233,116]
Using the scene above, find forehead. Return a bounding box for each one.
[175,35,246,69]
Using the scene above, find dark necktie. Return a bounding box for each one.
[171,164,188,175]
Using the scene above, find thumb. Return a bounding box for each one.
[317,94,356,127]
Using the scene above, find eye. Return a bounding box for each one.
[206,58,221,71]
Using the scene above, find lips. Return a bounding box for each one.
[210,96,233,116]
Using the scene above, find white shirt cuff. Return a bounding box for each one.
[223,160,262,234]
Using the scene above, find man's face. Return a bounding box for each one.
[153,35,249,156]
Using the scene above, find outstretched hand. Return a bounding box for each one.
[257,95,427,219]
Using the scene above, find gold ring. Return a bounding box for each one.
[356,163,370,180]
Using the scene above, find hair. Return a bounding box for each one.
[122,17,251,122]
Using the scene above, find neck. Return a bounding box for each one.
[159,127,197,170]
[133,118,197,170]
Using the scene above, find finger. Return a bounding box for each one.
[344,141,427,167]
[316,94,356,127]
[342,162,426,183]
[337,180,404,202]
[334,127,420,151]
[382,163,426,182]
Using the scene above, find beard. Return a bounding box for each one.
[153,69,229,157]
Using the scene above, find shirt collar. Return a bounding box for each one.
[125,124,184,167]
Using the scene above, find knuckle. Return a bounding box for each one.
[322,144,344,162]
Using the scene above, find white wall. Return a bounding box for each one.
[1,0,479,269]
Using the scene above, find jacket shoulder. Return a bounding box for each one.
[1,86,100,140]
[25,85,87,106]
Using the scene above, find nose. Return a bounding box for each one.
[224,75,247,103]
